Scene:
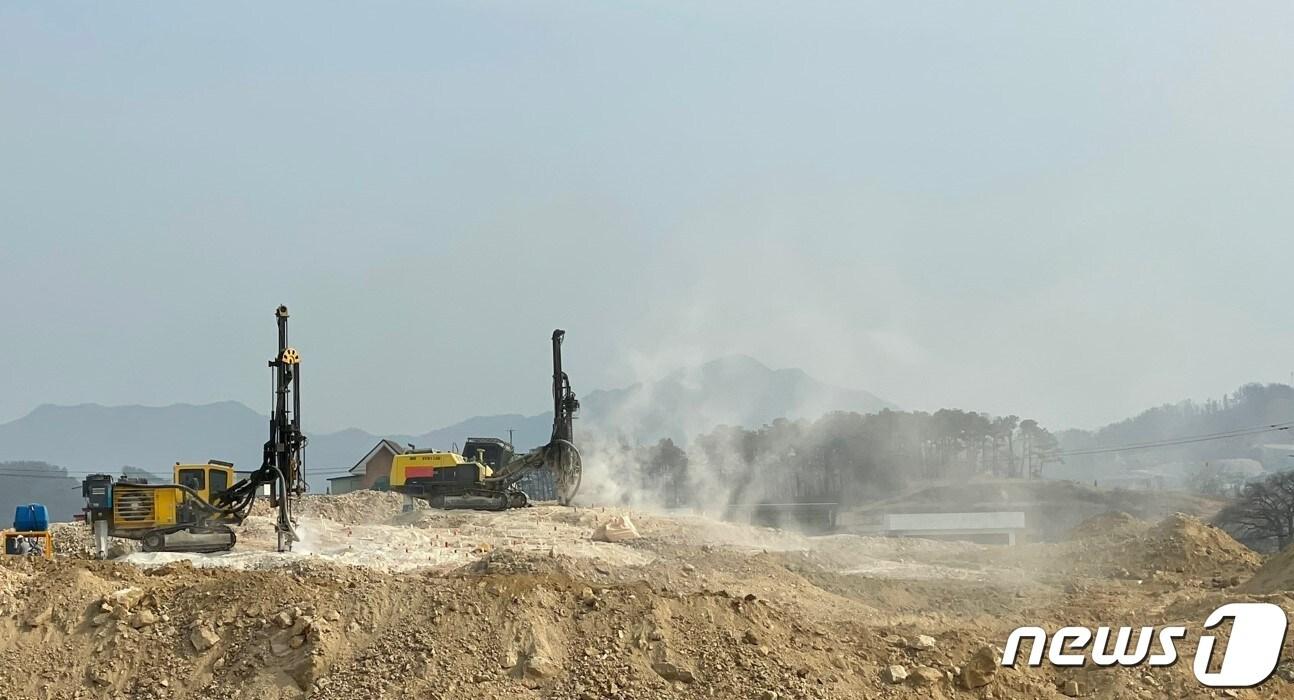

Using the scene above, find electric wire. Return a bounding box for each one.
[1055,421,1294,457]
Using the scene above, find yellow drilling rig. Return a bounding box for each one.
[81,305,307,556]
[389,329,582,511]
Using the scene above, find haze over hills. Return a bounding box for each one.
[0,355,894,500]
[579,354,894,442]
[5,353,1290,523]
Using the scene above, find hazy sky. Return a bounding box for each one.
[3,2,1292,434]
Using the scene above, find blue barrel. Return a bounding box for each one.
[13,504,49,532]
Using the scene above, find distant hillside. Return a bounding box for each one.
[0,461,168,521]
[0,356,892,494]
[0,402,399,491]
[1055,383,1294,481]
[0,462,80,521]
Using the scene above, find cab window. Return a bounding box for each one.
[209,469,229,494]
[178,469,205,491]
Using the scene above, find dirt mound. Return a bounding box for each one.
[1093,513,1261,581]
[1242,543,1294,593]
[48,522,138,559]
[4,495,1290,698]
[0,555,929,700]
[1066,511,1144,540]
[284,491,423,525]
[242,490,426,527]
[48,522,95,555]
[0,560,28,614]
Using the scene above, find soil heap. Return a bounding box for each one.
[0,496,1288,699]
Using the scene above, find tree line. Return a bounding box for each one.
[1057,383,1294,474]
[595,383,1294,512]
[589,408,1062,509]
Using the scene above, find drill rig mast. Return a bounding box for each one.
[212,305,306,551]
[549,328,581,504]
[389,329,582,510]
[485,329,583,504]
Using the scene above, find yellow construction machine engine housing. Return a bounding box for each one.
[390,451,492,488]
[109,482,180,532]
[83,461,240,556]
[388,445,537,510]
[108,462,235,537]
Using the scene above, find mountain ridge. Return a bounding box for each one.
[0,355,893,494]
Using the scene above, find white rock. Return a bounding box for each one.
[907,634,937,651]
[882,665,908,684]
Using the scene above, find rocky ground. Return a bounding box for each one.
[3,490,1294,699]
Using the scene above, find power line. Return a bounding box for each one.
[0,472,84,480]
[0,467,360,480]
[1059,425,1292,456]
[1057,421,1294,457]
[0,468,362,480]
[0,463,364,475]
[1068,425,1292,454]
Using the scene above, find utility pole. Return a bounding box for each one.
[507,428,515,447]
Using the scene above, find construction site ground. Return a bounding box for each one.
[4,489,1294,700]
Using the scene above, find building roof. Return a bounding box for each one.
[348,439,407,474]
[326,474,363,483]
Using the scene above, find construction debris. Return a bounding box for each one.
[592,515,640,542]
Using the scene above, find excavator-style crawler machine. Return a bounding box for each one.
[82,305,307,555]
[389,329,582,510]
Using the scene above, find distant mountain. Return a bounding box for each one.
[0,401,268,473]
[396,355,895,450]
[0,356,892,494]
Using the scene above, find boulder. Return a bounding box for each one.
[106,588,145,611]
[652,661,697,683]
[131,610,159,628]
[592,516,640,542]
[908,666,944,686]
[906,634,937,651]
[190,625,220,652]
[882,665,908,683]
[960,645,1000,689]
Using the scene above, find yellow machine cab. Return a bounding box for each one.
[174,460,236,504]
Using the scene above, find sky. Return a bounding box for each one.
[2,2,1292,435]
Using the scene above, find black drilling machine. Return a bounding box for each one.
[388,329,582,511]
